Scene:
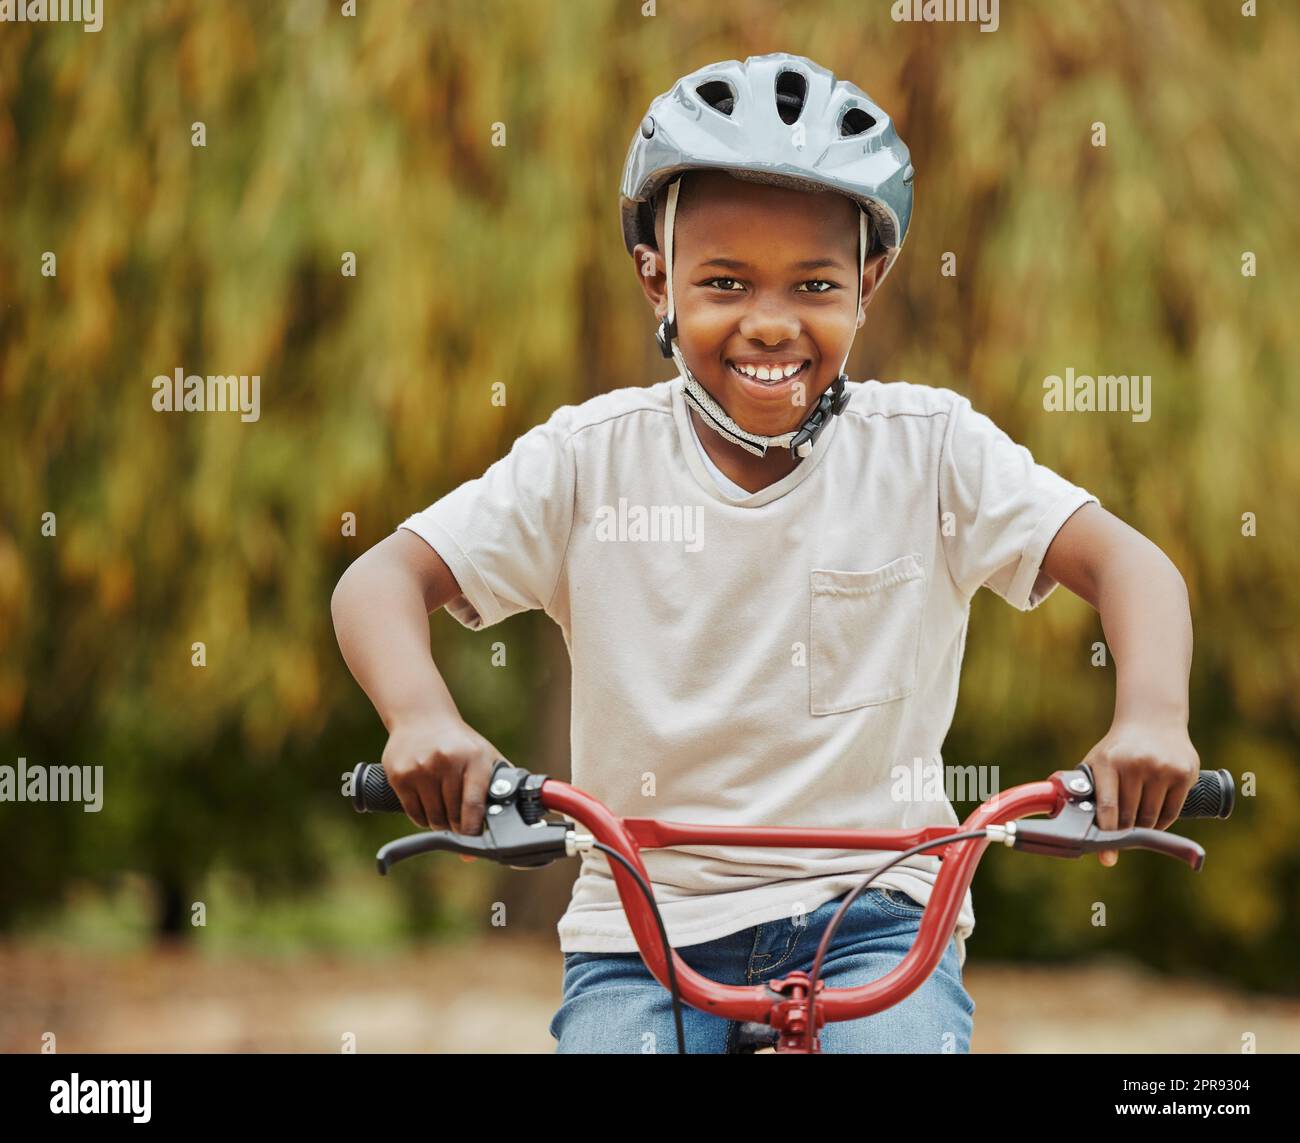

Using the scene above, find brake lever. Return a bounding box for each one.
[1006,767,1206,871]
[1010,814,1206,871]
[375,762,570,874]
[1080,826,1204,871]
[377,828,501,874]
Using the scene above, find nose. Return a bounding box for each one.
[736,296,800,347]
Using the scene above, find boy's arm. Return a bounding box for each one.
[331,530,504,836]
[1040,502,1200,865]
[335,414,575,833]
[332,530,463,731]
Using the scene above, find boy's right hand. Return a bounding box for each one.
[381,714,506,843]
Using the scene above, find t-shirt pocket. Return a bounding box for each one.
[809,554,927,716]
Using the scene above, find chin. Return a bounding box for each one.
[718,369,821,439]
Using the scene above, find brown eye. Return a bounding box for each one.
[704,277,743,291]
[798,280,837,293]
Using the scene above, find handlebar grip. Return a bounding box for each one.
[1178,769,1234,819]
[351,763,404,814]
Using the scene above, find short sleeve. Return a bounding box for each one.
[938,394,1099,611]
[398,416,577,630]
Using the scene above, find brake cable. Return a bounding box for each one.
[805,829,991,1050]
[592,843,687,1055]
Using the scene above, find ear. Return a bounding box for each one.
[856,250,890,327]
[631,242,668,317]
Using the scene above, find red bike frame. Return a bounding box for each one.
[540,772,1066,1053]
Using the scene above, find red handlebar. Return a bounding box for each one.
[540,774,1069,1041]
[357,762,1227,1052]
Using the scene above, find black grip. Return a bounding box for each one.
[352,763,404,814]
[1178,769,1234,819]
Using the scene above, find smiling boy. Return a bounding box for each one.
[330,53,1199,1054]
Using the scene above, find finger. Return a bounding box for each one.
[415,768,447,831]
[1107,775,1137,865]
[441,765,465,834]
[1091,763,1120,867]
[1155,770,1196,831]
[384,765,429,829]
[459,761,491,836]
[1136,778,1168,830]
[1117,770,1141,832]
[1092,764,1119,833]
[1152,794,1178,833]
[394,787,428,830]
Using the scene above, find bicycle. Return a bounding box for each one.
[349,760,1235,1054]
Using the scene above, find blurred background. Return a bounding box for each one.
[1,0,1298,1052]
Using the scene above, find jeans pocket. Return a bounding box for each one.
[809,554,927,716]
[875,887,928,919]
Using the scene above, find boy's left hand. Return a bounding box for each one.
[1078,718,1201,867]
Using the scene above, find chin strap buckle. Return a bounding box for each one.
[788,374,851,459]
[655,315,677,359]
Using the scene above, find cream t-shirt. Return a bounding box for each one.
[398,376,1100,967]
[687,410,751,500]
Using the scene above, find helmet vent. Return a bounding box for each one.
[774,70,807,124]
[695,80,737,116]
[840,106,878,136]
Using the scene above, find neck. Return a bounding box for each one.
[688,407,802,493]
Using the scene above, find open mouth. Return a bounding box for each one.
[726,359,811,386]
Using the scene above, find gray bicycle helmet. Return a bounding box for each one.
[620,53,914,459]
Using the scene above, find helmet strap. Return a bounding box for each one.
[682,371,849,459]
[660,177,867,460]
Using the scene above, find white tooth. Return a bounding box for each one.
[782,363,801,378]
[756,366,771,381]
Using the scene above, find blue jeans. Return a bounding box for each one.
[550,887,975,1053]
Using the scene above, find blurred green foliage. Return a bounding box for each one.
[0,1,1296,990]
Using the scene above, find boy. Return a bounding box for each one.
[331,53,1199,1054]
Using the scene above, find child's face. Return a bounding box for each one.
[634,169,887,440]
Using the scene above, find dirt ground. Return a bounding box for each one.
[2,939,1297,1053]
